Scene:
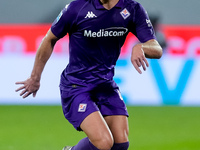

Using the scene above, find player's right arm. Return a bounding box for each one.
[15,29,59,98]
[15,2,77,98]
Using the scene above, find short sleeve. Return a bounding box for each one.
[132,3,156,43]
[51,4,76,38]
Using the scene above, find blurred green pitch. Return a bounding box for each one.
[0,106,200,150]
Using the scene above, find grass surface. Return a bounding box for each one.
[0,106,200,150]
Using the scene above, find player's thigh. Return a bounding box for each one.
[104,115,129,143]
[80,111,114,147]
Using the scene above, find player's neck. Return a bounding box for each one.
[100,0,119,10]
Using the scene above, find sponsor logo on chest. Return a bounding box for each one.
[84,27,128,38]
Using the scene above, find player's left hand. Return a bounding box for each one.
[131,44,149,74]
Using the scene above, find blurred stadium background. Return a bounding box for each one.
[0,0,200,150]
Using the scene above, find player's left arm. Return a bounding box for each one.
[131,39,162,74]
[130,3,163,74]
[139,39,162,59]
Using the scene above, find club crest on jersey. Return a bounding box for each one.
[78,104,87,112]
[120,8,130,19]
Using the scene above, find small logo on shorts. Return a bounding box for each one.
[78,104,87,112]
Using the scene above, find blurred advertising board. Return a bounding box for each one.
[0,24,200,105]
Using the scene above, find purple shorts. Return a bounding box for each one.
[60,81,129,131]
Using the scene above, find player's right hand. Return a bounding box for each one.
[15,77,40,98]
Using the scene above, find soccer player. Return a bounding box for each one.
[15,0,162,149]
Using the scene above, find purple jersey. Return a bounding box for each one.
[51,0,156,89]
